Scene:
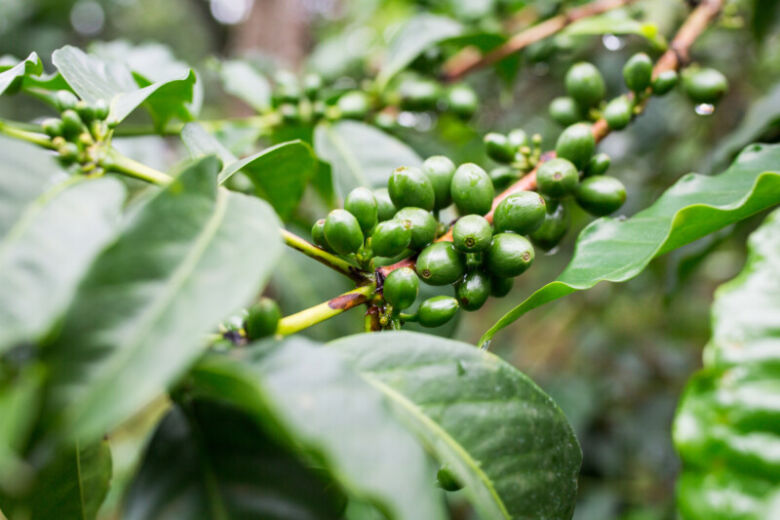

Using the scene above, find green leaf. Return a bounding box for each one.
[182,123,317,219]
[42,157,283,441]
[0,52,42,95]
[189,337,448,520]
[51,45,196,127]
[482,143,780,345]
[314,120,422,198]
[331,331,582,520]
[219,60,272,112]
[124,402,348,520]
[673,208,780,520]
[0,441,112,520]
[0,366,42,487]
[0,137,125,352]
[563,13,666,49]
[378,14,462,89]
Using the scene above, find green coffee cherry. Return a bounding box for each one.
[311,218,329,250]
[338,91,371,119]
[507,129,528,149]
[604,96,633,130]
[388,166,436,211]
[682,67,728,104]
[436,467,463,492]
[395,207,437,250]
[61,109,83,138]
[324,209,364,255]
[245,298,281,340]
[453,215,492,252]
[450,163,495,216]
[486,232,535,278]
[399,76,441,111]
[536,158,579,198]
[94,99,109,121]
[493,191,547,234]
[549,96,582,126]
[303,73,323,99]
[274,71,302,103]
[279,103,300,124]
[483,132,516,164]
[41,118,64,138]
[623,52,653,92]
[75,100,95,123]
[55,90,79,112]
[373,188,397,221]
[344,187,378,233]
[489,166,517,191]
[422,155,456,209]
[456,270,492,311]
[652,70,678,96]
[490,275,514,297]
[415,242,465,285]
[575,175,626,216]
[418,296,459,327]
[383,267,419,310]
[371,220,412,257]
[530,201,569,251]
[585,153,611,177]
[565,62,605,107]
[447,84,478,119]
[555,122,595,170]
[374,112,396,131]
[58,142,80,165]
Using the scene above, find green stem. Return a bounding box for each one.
[0,119,55,149]
[103,149,173,185]
[276,284,376,336]
[281,229,370,282]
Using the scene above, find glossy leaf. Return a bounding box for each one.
[0,441,112,520]
[182,123,317,219]
[332,331,582,520]
[189,337,447,520]
[314,120,422,198]
[220,60,272,112]
[482,143,780,345]
[377,14,462,88]
[124,402,347,520]
[51,45,196,127]
[0,137,125,352]
[0,366,42,487]
[43,156,283,441]
[673,208,780,519]
[0,52,42,95]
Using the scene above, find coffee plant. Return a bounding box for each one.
[0,0,778,519]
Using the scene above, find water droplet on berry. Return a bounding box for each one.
[694,103,715,116]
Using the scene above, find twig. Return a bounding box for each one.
[281,229,371,283]
[276,284,376,336]
[443,0,640,82]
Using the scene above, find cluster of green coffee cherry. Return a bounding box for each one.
[549,53,728,130]
[39,90,110,171]
[268,70,478,129]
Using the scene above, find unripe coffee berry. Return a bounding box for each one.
[42,118,64,138]
[555,123,595,170]
[585,153,611,177]
[415,242,465,285]
[507,129,528,149]
[450,163,494,216]
[383,267,419,310]
[489,166,517,191]
[623,52,653,92]
[486,232,535,278]
[575,175,626,216]
[447,84,478,119]
[303,73,323,99]
[536,158,579,198]
[565,62,605,107]
[245,298,281,340]
[453,215,492,252]
[422,155,456,210]
[61,109,83,138]
[493,191,546,235]
[324,209,363,255]
[604,96,633,130]
[55,90,79,112]
[373,188,397,221]
[682,67,728,104]
[388,166,436,211]
[418,296,459,327]
[483,133,516,164]
[652,70,678,96]
[549,96,582,127]
[399,76,441,111]
[344,187,378,233]
[371,219,412,257]
[311,218,329,249]
[337,91,371,119]
[395,207,437,250]
[530,201,569,251]
[456,270,492,311]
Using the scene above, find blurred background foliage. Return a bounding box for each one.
[2,1,779,519]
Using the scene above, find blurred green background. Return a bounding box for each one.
[2,1,778,519]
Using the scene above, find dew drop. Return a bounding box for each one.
[602,34,625,51]
[479,339,491,351]
[545,246,560,256]
[694,103,715,116]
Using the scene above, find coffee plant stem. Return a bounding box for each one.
[276,283,376,336]
[281,229,372,283]
[104,149,175,185]
[0,119,56,149]
[443,0,641,81]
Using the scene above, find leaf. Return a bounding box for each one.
[42,156,283,441]
[0,52,42,95]
[0,366,42,487]
[563,13,666,48]
[482,143,780,345]
[378,14,463,89]
[51,45,196,127]
[673,208,780,520]
[189,337,448,520]
[123,402,348,520]
[331,331,582,520]
[182,123,317,219]
[0,137,125,352]
[219,60,272,112]
[314,120,422,199]
[0,441,112,520]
